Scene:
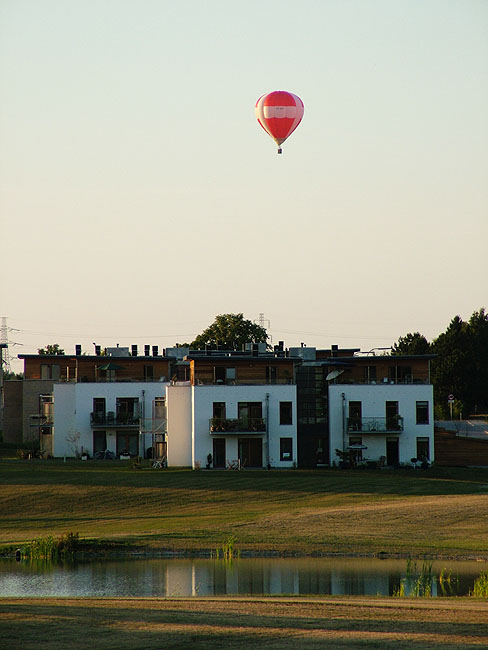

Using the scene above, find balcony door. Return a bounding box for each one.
[386,401,399,430]
[348,401,362,432]
[116,398,139,424]
[238,438,263,468]
[386,437,399,466]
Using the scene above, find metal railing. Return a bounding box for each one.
[209,417,266,433]
[90,412,141,427]
[347,416,404,433]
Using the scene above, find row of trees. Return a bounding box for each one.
[392,308,488,418]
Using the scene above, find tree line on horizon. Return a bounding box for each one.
[391,307,488,419]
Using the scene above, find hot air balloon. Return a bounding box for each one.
[255,90,304,154]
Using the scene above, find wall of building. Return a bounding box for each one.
[329,384,434,464]
[53,382,168,458]
[3,380,23,443]
[191,384,297,469]
[165,384,192,466]
[22,379,54,443]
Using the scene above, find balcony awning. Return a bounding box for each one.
[96,362,124,371]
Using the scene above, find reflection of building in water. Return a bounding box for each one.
[161,559,402,597]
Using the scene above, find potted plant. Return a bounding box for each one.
[206,453,213,469]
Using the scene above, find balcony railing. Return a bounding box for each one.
[90,412,140,427]
[347,416,404,433]
[336,376,430,385]
[209,417,266,434]
[196,378,294,386]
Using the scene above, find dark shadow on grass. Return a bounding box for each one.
[1,461,488,498]
[1,600,488,649]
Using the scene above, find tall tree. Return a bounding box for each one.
[191,313,268,350]
[391,332,431,356]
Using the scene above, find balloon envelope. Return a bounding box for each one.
[255,91,304,152]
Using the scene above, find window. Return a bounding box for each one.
[348,436,363,462]
[116,432,139,456]
[116,398,139,424]
[214,367,236,384]
[153,398,166,425]
[416,401,429,424]
[40,364,60,380]
[363,365,377,383]
[144,365,154,381]
[416,437,430,460]
[386,401,400,430]
[280,401,293,425]
[238,402,264,430]
[93,398,106,414]
[348,401,362,431]
[280,437,293,461]
[266,366,277,384]
[213,402,226,420]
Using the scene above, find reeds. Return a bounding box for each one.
[471,571,488,598]
[24,532,80,560]
[211,535,239,560]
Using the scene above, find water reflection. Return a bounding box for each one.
[0,557,485,598]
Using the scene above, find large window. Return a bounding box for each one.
[416,401,429,424]
[238,402,263,429]
[280,402,293,425]
[280,438,293,461]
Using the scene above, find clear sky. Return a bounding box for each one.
[1,0,487,372]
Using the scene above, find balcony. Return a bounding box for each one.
[90,412,141,428]
[209,417,266,434]
[196,378,294,386]
[347,416,404,434]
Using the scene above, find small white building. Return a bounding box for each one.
[329,382,434,466]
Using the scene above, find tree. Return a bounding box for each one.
[391,332,431,356]
[431,309,488,418]
[38,344,65,355]
[191,313,268,350]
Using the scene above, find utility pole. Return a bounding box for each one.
[0,318,11,374]
[0,343,7,432]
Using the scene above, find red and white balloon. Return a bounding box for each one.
[255,90,304,154]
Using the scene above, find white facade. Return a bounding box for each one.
[329,383,435,465]
[52,380,297,469]
[166,384,192,466]
[190,384,297,469]
[53,382,169,459]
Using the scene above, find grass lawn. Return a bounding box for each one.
[2,596,488,649]
[1,460,488,557]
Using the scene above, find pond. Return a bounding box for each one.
[1,557,486,598]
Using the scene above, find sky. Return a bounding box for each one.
[1,0,487,372]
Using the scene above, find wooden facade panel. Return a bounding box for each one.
[191,358,295,384]
[23,357,171,382]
